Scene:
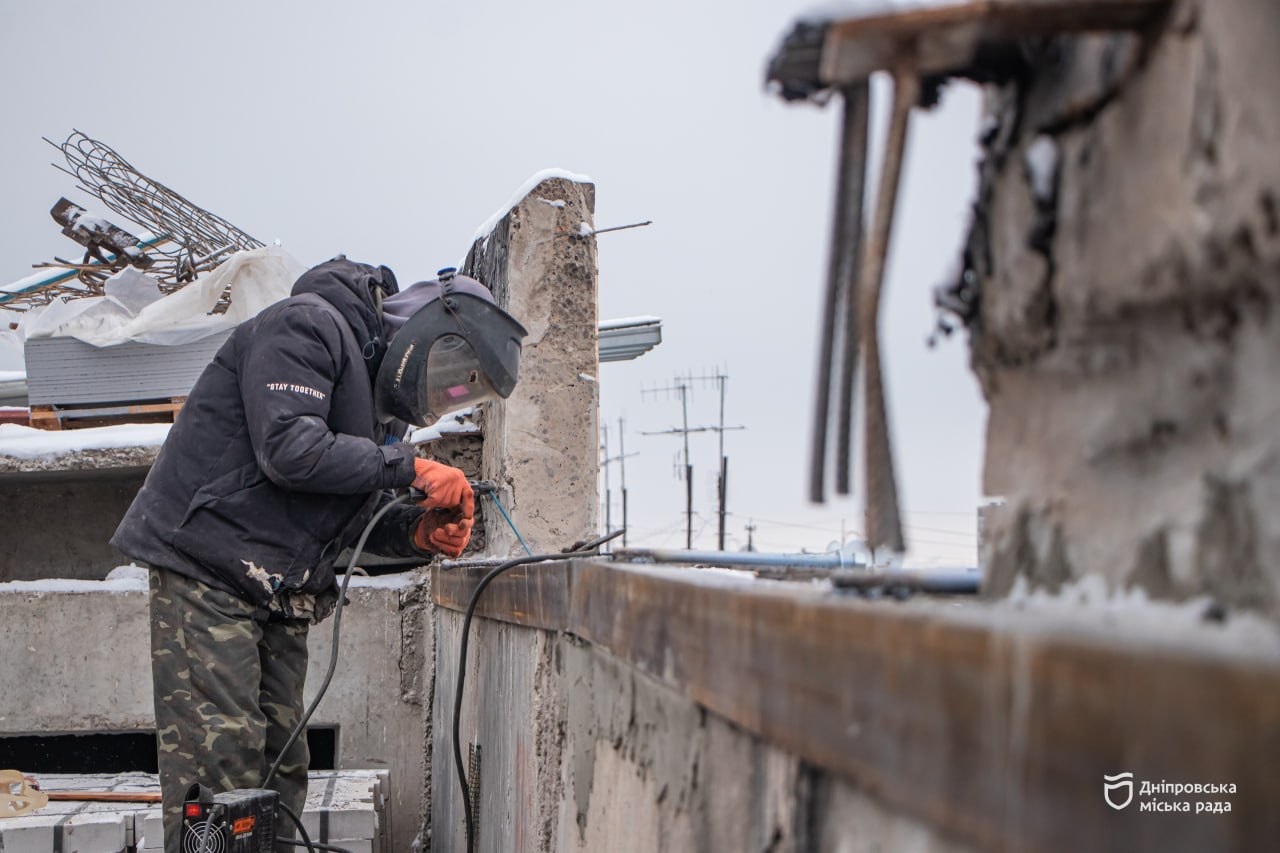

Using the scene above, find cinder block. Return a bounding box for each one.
[323,839,373,853]
[0,810,128,853]
[135,808,163,849]
[302,772,380,842]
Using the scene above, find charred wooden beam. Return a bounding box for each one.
[49,198,153,269]
[766,0,1170,97]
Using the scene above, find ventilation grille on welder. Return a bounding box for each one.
[182,787,278,853]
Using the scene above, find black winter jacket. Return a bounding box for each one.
[112,258,430,619]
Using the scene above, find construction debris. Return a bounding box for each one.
[2,130,265,312]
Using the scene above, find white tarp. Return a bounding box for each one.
[19,246,303,347]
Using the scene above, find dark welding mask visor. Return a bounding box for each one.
[375,291,528,425]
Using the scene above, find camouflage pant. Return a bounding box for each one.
[149,567,310,853]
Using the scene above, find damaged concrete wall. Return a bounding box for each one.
[0,449,158,581]
[0,472,147,580]
[964,0,1280,614]
[462,177,600,554]
[431,557,1279,853]
[0,573,429,853]
[431,611,976,853]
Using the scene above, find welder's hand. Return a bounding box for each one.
[412,459,475,518]
[414,511,474,557]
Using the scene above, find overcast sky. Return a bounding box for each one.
[0,0,986,564]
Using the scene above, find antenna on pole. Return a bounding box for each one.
[642,377,695,548]
[642,369,745,550]
[600,418,638,550]
[619,416,630,546]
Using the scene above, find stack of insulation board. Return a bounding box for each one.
[24,332,231,408]
[0,770,389,853]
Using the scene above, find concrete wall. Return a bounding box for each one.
[0,570,429,853]
[0,450,156,582]
[463,177,600,555]
[431,609,976,853]
[962,0,1280,615]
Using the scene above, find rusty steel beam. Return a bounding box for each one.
[435,558,1280,852]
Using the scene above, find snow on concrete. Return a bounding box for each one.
[0,422,170,459]
[470,168,595,246]
[349,572,420,590]
[976,574,1280,660]
[409,407,480,444]
[599,315,661,330]
[0,564,149,593]
[799,0,970,24]
[1024,134,1059,203]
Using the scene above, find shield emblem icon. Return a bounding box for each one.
[1104,772,1134,810]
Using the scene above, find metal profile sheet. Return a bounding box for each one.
[24,331,231,406]
[599,323,662,362]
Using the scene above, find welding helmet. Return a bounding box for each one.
[375,268,528,425]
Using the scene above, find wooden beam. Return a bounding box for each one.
[435,559,1280,852]
[820,0,1168,85]
[43,791,162,803]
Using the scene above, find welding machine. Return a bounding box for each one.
[181,784,278,852]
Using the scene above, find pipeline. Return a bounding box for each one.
[610,547,979,594]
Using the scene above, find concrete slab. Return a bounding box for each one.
[0,809,129,853]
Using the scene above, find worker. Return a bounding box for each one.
[111,256,527,852]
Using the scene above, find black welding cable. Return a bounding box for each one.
[277,841,355,853]
[196,803,225,853]
[452,529,625,853]
[275,800,355,853]
[262,494,412,851]
[264,493,411,789]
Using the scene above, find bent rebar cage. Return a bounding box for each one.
[2,130,263,311]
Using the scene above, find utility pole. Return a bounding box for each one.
[601,423,611,536]
[600,419,638,547]
[745,519,757,552]
[643,371,745,551]
[642,378,695,548]
[618,416,630,546]
[712,372,729,550]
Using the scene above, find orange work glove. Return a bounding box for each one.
[412,459,475,518]
[414,511,474,557]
